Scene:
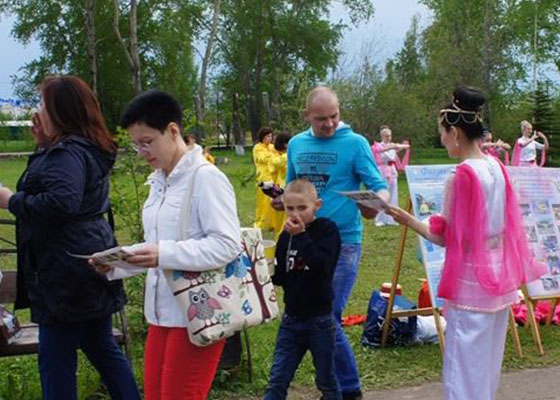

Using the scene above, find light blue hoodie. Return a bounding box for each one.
[286,123,387,244]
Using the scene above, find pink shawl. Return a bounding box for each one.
[512,138,546,167]
[395,140,411,171]
[486,147,510,165]
[436,162,546,303]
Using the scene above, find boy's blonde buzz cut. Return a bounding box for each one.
[285,179,318,199]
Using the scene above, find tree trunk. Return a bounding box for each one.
[112,0,142,94]
[129,0,141,94]
[86,0,98,96]
[193,95,203,142]
[232,92,244,146]
[481,1,493,122]
[199,0,221,119]
[246,93,259,143]
[243,70,259,143]
[253,2,265,134]
[262,91,271,123]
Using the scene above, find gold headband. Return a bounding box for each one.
[438,103,483,125]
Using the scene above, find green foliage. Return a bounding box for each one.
[0,0,200,130]
[110,128,150,243]
[214,0,374,138]
[531,81,560,166]
[330,0,560,155]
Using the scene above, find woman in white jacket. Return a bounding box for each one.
[109,90,241,400]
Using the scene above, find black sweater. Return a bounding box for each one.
[272,218,341,319]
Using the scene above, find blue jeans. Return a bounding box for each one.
[38,315,140,400]
[265,313,341,400]
[332,243,362,392]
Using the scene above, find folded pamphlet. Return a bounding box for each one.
[67,246,141,270]
[337,190,389,212]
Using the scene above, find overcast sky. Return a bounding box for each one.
[0,2,431,99]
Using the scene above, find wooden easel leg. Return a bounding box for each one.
[521,286,544,355]
[546,299,558,327]
[509,307,523,358]
[433,308,445,357]
[381,199,411,348]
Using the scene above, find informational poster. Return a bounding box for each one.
[405,165,455,309]
[405,164,560,305]
[508,167,560,298]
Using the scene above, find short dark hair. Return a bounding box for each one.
[274,132,291,151]
[121,90,183,132]
[258,127,274,143]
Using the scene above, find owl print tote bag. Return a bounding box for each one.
[164,164,279,347]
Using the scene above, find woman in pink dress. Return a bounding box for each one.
[387,86,546,400]
[371,126,410,226]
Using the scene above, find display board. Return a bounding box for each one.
[405,165,455,309]
[508,167,560,298]
[405,165,560,301]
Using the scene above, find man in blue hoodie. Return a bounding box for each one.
[282,87,389,399]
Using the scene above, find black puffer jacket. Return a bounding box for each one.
[9,136,126,324]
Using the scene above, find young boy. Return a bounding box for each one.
[265,179,341,400]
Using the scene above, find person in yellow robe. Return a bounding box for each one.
[253,127,275,229]
[203,146,215,164]
[268,132,291,239]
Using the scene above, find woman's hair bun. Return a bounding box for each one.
[452,86,485,112]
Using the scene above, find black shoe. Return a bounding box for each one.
[342,389,363,400]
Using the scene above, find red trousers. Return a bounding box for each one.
[144,325,225,400]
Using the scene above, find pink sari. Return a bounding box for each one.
[432,161,546,311]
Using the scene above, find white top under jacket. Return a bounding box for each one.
[109,145,241,327]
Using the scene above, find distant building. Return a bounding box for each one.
[0,98,38,118]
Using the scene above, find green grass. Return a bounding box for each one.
[1,146,560,399]
[0,140,35,153]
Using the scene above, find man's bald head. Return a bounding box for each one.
[304,87,340,138]
[306,87,339,111]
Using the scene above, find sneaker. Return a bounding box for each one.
[375,221,385,227]
[342,389,363,400]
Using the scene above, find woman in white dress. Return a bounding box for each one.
[512,120,548,166]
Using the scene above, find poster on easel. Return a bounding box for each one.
[405,165,455,309]
[405,165,560,301]
[507,167,560,298]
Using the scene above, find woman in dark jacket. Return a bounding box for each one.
[0,75,140,400]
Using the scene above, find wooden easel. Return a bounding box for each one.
[380,199,446,354]
[521,289,560,356]
[380,199,524,358]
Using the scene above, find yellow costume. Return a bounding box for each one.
[269,150,287,239]
[253,142,274,229]
[203,152,215,164]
